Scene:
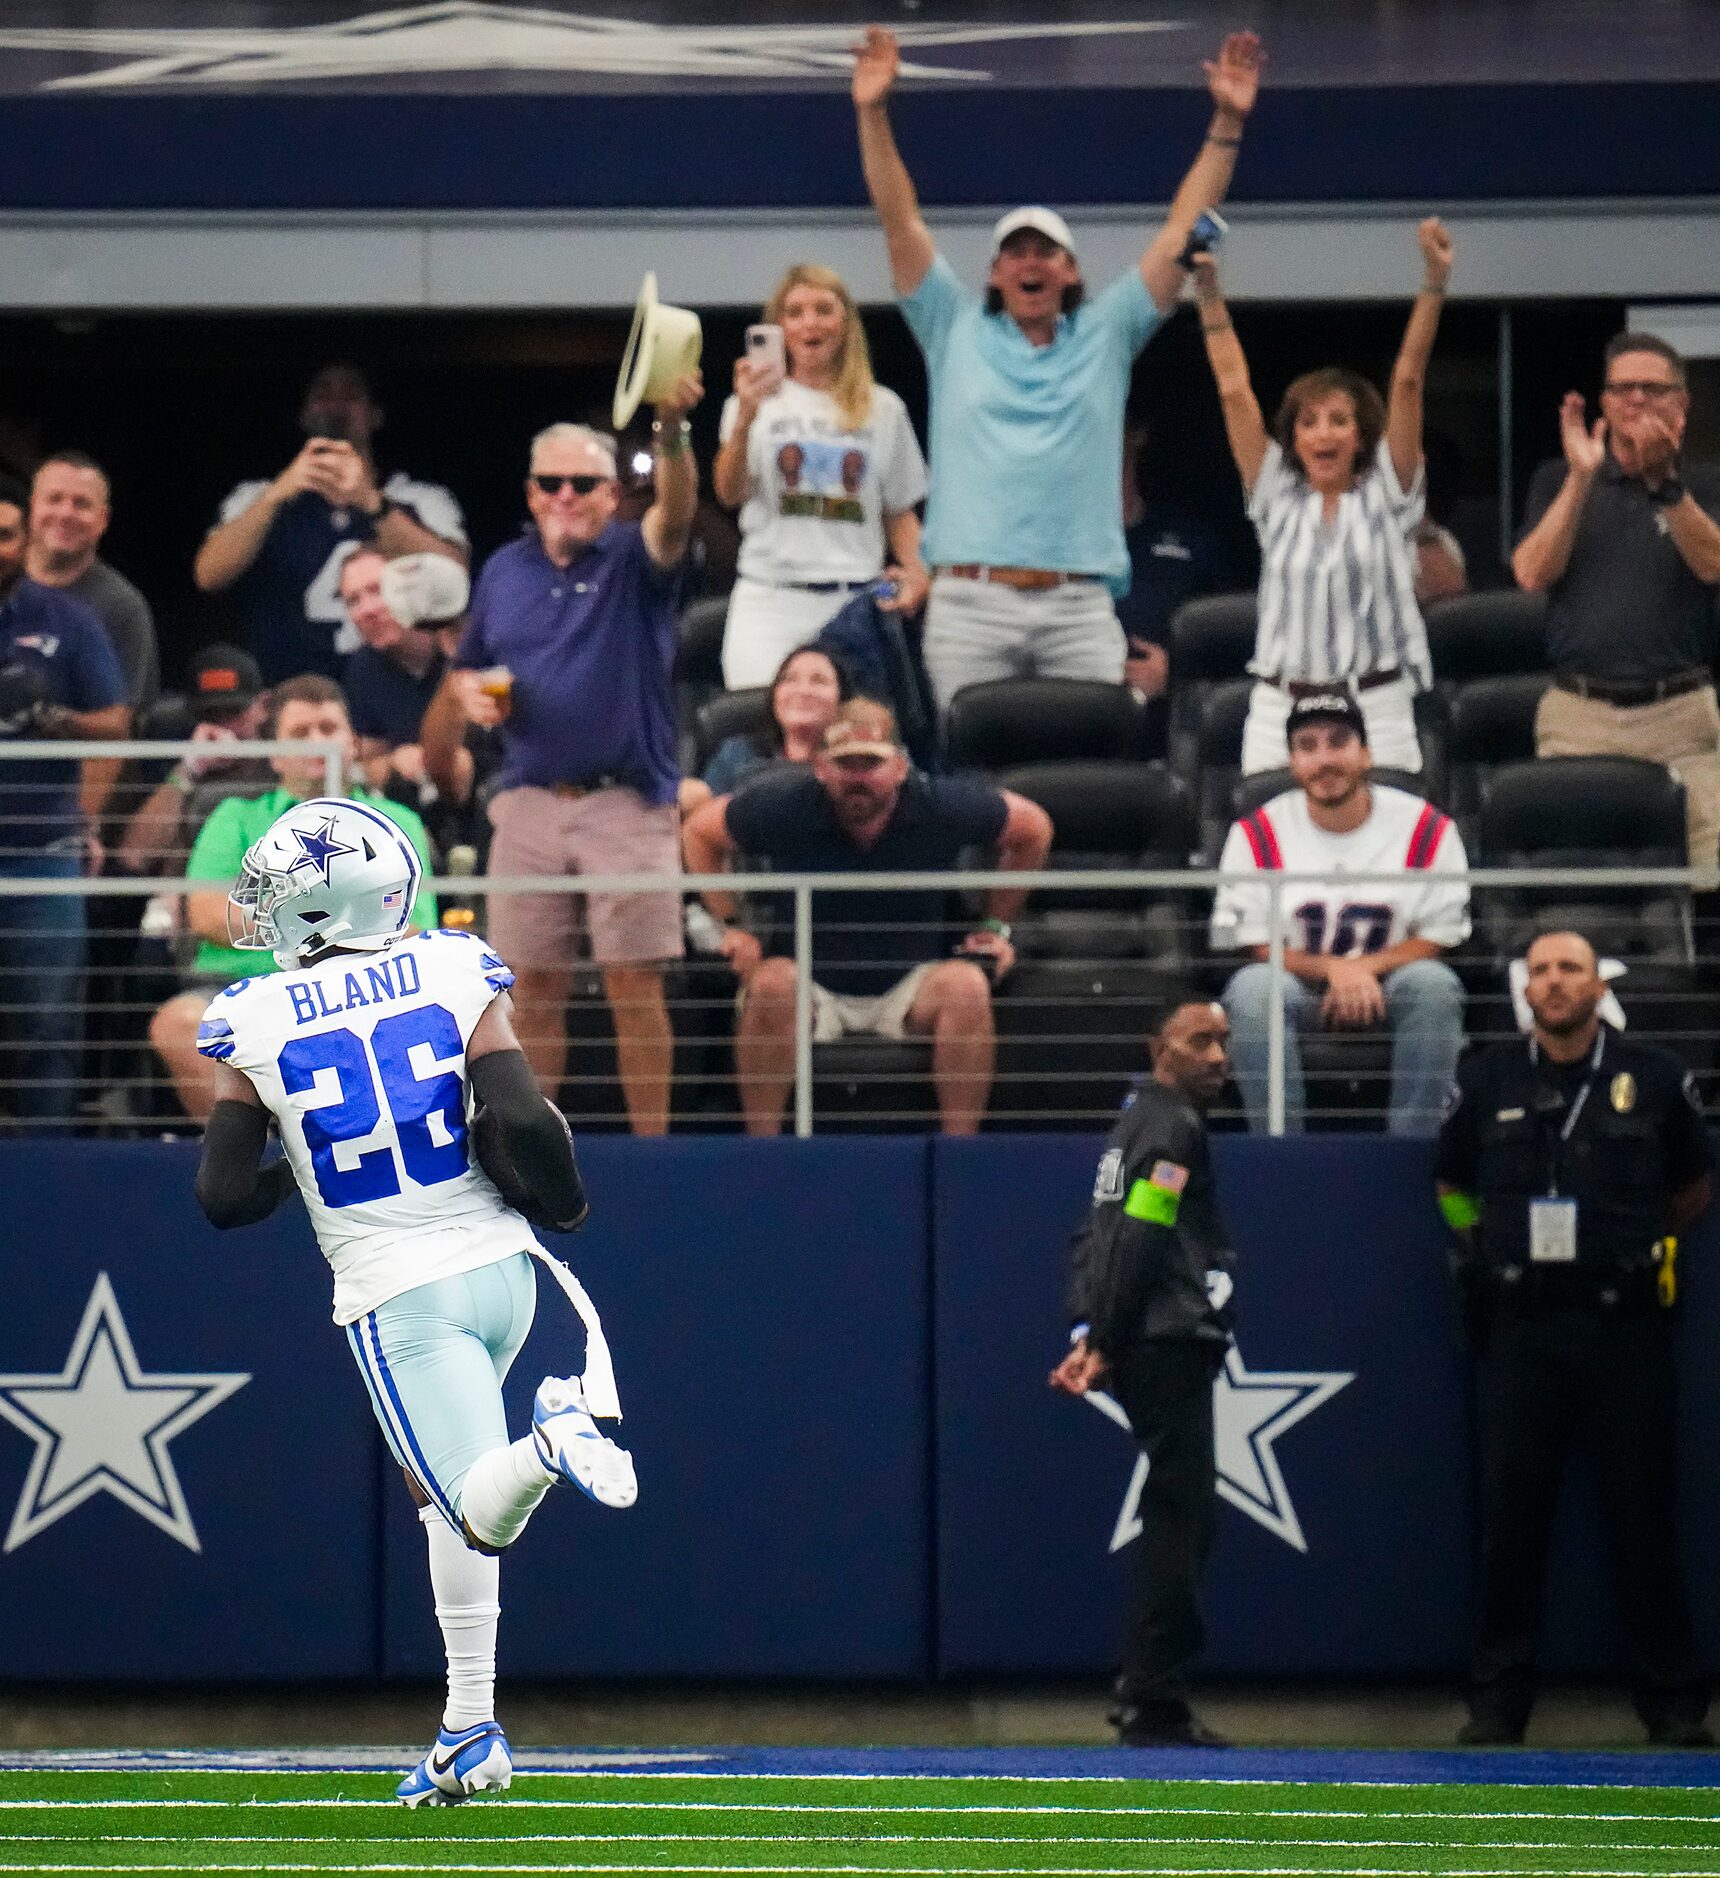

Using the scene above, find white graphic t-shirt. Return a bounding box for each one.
[721,379,927,586]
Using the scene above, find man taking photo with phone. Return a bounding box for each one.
[194,363,468,683]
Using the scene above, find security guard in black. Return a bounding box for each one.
[1434,930,1713,1746]
[1053,998,1235,1747]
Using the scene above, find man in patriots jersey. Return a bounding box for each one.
[1211,691,1468,1134]
[194,364,468,683]
[192,795,635,1807]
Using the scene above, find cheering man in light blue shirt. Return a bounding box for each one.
[852,25,1264,711]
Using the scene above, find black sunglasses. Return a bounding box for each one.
[531,473,609,496]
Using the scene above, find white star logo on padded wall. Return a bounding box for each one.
[0,1275,249,1554]
[1086,1344,1353,1555]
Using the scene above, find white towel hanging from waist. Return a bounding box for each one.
[527,1245,623,1421]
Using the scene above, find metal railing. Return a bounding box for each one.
[0,830,1701,1134]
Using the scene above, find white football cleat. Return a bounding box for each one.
[532,1376,637,1508]
[396,1721,513,1807]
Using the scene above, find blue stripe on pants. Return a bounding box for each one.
[342,1255,537,1528]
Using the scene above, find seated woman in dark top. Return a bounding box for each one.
[687,646,852,814]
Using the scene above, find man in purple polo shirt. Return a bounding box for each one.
[423,377,703,1136]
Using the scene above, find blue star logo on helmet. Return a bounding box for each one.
[286,816,358,885]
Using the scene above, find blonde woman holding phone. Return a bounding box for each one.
[714,264,930,688]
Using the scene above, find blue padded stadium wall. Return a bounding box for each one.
[0,1136,1716,1683]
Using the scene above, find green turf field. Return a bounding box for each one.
[1,1771,1718,1875]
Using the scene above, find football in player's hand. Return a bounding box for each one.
[471,1102,581,1231]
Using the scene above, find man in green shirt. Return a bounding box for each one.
[148,673,437,1121]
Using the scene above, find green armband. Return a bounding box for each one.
[1439,1190,1481,1232]
[1124,1176,1180,1227]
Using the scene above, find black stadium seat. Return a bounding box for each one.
[1446,672,1552,834]
[1424,590,1548,686]
[1169,591,1258,680]
[1167,591,1257,779]
[1479,755,1686,871]
[692,687,771,775]
[1470,755,1698,1067]
[1476,756,1692,971]
[1192,677,1252,861]
[989,761,1194,1130]
[996,759,1194,960]
[944,677,1145,773]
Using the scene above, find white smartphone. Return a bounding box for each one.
[745,322,787,391]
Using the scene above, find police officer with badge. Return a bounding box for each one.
[1051,995,1236,1747]
[1434,929,1713,1747]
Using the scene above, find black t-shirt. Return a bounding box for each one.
[1066,1077,1236,1353]
[1519,455,1720,682]
[343,644,445,748]
[1435,1030,1711,1271]
[724,766,1008,995]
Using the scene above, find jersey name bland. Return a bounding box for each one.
[285,948,422,1026]
[196,927,537,1326]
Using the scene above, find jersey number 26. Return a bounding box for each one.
[277,1004,468,1207]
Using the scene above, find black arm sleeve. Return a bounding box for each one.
[470,1048,589,1232]
[1086,1216,1175,1360]
[195,1099,295,1230]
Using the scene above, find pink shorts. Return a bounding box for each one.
[485,785,683,971]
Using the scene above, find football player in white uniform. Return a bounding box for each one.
[193,796,636,1807]
[1211,691,1470,1134]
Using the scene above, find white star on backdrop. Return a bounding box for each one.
[0,1274,249,1554]
[0,3,1183,92]
[1087,1344,1353,1555]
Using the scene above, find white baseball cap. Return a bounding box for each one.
[990,206,1078,260]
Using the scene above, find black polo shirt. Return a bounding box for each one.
[1519,454,1720,683]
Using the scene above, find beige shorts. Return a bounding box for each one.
[742,959,939,1043]
[485,784,683,971]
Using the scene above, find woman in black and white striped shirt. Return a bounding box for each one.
[1193,220,1454,774]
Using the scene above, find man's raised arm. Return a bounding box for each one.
[852,26,936,298]
[1139,32,1264,315]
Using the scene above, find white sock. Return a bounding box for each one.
[458,1435,555,1551]
[421,1504,500,1732]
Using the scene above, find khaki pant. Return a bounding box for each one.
[1535,682,1720,867]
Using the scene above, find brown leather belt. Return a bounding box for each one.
[1273,668,1403,698]
[937,564,1101,592]
[548,778,622,800]
[1555,668,1708,707]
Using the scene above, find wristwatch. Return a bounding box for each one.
[979,917,1013,942]
[1647,474,1686,509]
[361,495,397,534]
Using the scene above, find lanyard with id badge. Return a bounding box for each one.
[1527,1031,1604,1264]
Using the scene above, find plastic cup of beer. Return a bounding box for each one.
[479,666,513,721]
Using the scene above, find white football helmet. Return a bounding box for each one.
[228,796,421,968]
